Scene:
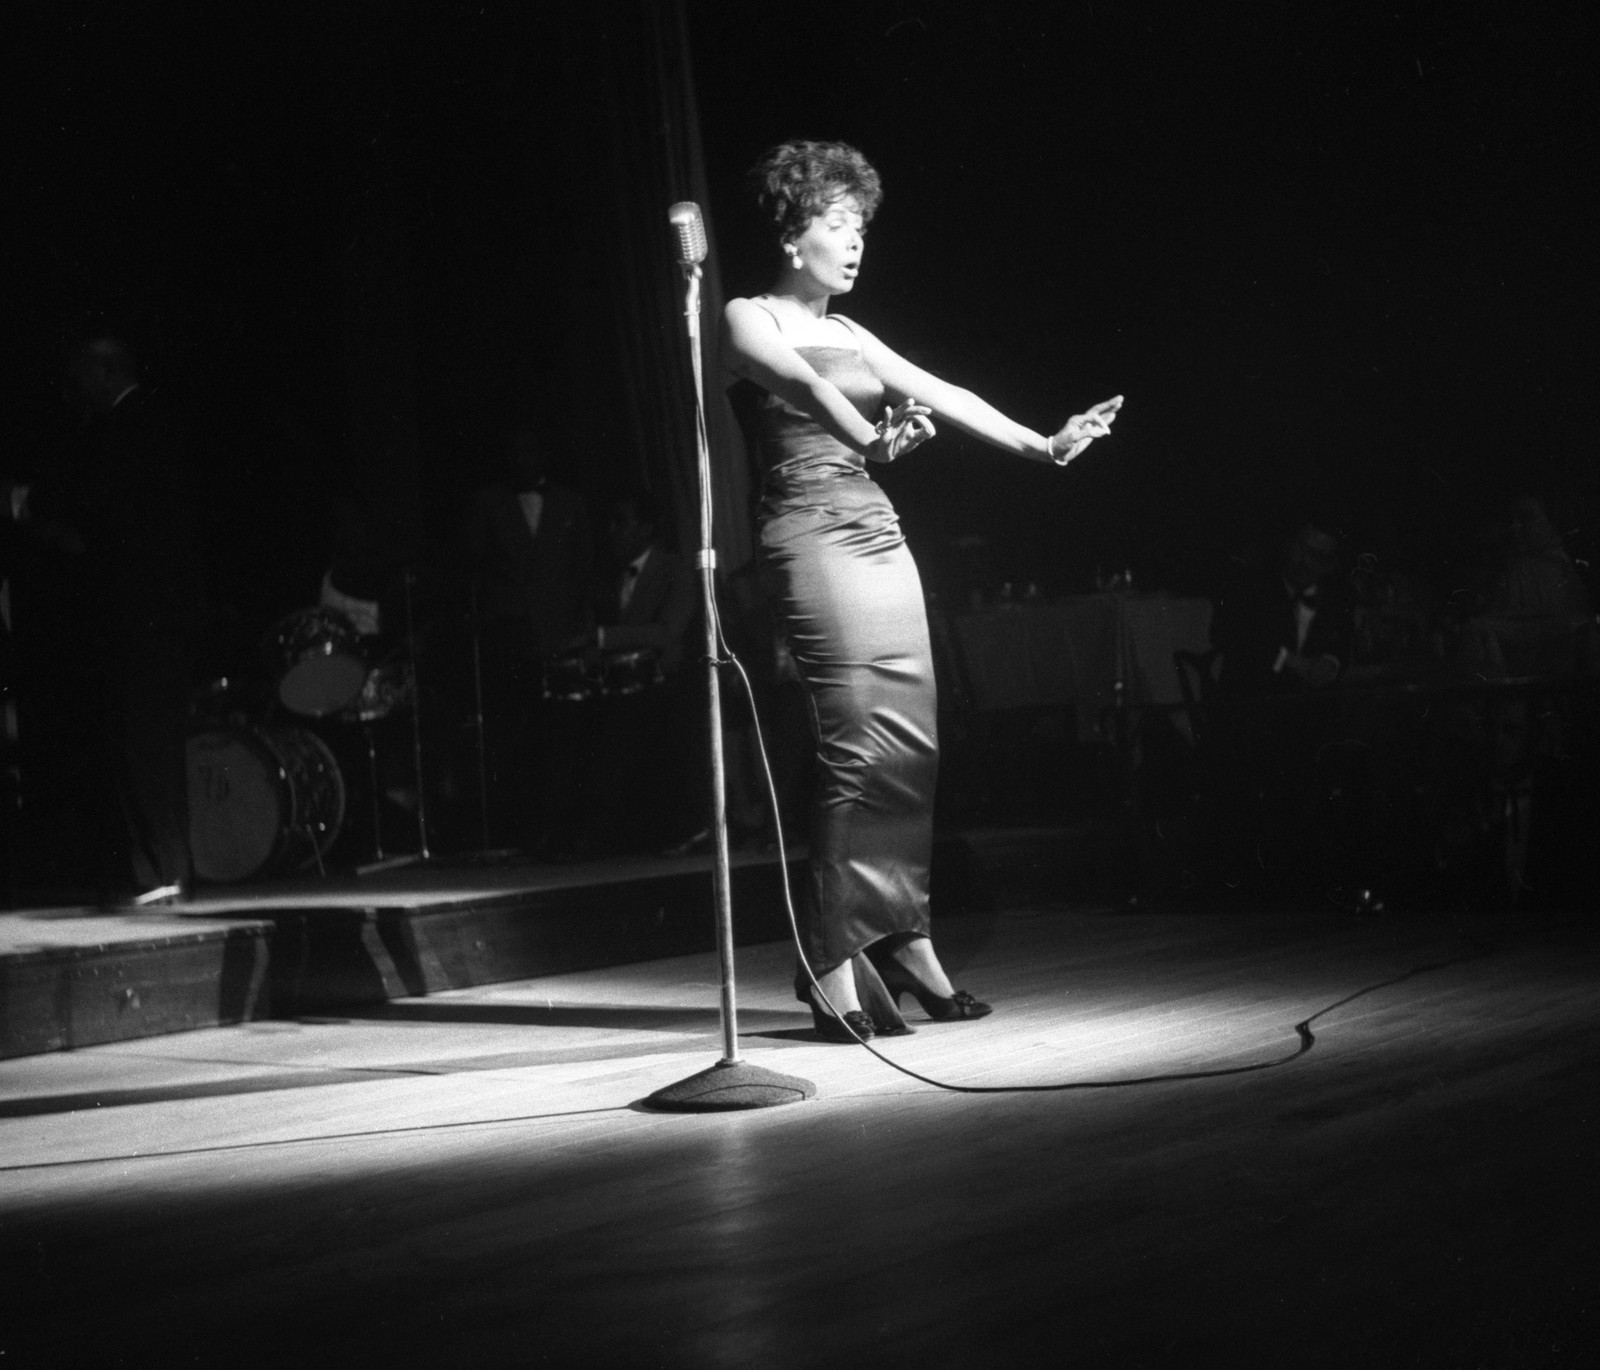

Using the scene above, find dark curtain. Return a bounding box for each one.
[581,1,754,572]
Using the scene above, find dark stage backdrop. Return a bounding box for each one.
[689,0,1599,601]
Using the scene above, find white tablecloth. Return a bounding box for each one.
[951,594,1213,741]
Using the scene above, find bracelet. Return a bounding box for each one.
[1044,433,1059,463]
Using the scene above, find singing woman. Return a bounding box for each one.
[724,139,1121,1042]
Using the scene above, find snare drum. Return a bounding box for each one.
[265,608,369,718]
[187,724,346,882]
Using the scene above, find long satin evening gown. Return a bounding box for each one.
[730,309,937,1018]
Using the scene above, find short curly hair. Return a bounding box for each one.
[747,139,883,243]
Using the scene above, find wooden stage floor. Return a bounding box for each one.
[2,900,1596,1366]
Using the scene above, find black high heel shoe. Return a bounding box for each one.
[808,1001,877,1044]
[795,971,883,1043]
[795,966,914,1041]
[874,956,993,1022]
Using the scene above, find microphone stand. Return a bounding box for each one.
[469,580,492,853]
[645,222,814,1111]
[404,571,432,863]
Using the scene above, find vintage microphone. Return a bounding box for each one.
[644,202,814,1111]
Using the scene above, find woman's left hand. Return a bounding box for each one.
[1049,394,1124,465]
[869,398,936,463]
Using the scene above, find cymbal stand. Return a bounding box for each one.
[469,581,491,851]
[360,719,387,864]
[405,571,431,863]
[355,571,428,875]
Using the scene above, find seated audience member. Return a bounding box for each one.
[1203,518,1355,898]
[589,491,695,674]
[1212,520,1353,695]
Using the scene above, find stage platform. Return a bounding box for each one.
[1,899,1594,1366]
[0,820,1126,1059]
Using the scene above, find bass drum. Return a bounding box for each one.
[187,725,346,882]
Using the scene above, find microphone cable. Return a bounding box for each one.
[703,586,1490,1095]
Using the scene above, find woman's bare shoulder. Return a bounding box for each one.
[725,294,777,321]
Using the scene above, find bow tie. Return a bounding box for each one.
[1295,588,1318,607]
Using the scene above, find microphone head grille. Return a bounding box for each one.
[668,201,708,265]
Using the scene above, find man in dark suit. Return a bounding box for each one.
[1206,519,1354,897]
[1212,521,1352,696]
[461,428,594,850]
[4,336,206,904]
[591,491,695,674]
[464,427,593,664]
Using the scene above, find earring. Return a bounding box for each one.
[788,251,803,270]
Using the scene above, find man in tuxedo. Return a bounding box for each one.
[461,427,594,850]
[1206,519,1354,896]
[591,491,694,673]
[1212,521,1351,696]
[465,426,594,664]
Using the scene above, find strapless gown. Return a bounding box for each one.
[730,342,938,982]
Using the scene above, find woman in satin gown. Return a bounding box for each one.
[724,140,1122,1042]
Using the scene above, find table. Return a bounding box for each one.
[949,594,1213,742]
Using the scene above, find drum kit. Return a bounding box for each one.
[188,579,673,882]
[186,605,422,884]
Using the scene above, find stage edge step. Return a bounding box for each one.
[0,918,272,1060]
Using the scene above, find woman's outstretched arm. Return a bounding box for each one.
[842,316,1121,464]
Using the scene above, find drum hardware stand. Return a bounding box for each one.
[356,718,389,867]
[302,817,332,879]
[644,201,814,1111]
[356,571,432,876]
[436,581,528,868]
[468,580,492,852]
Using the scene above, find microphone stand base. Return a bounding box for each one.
[642,1059,816,1112]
